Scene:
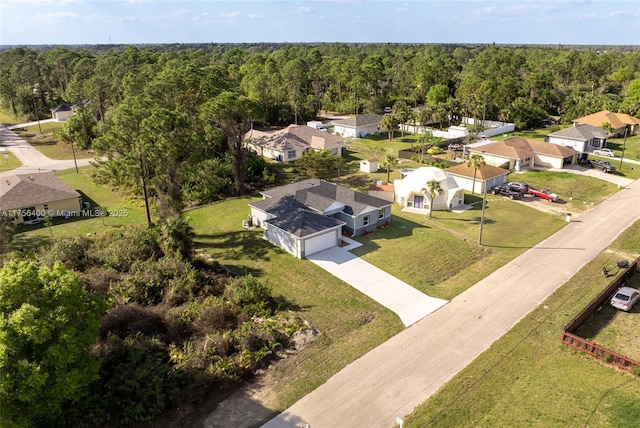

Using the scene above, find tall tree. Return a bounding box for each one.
[0,261,107,427]
[466,154,486,195]
[382,154,398,184]
[200,91,264,195]
[380,113,399,141]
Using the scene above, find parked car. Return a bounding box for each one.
[508,181,529,193]
[528,188,559,202]
[384,106,392,113]
[610,286,640,311]
[490,183,523,199]
[593,148,615,157]
[589,159,616,173]
[427,147,444,155]
[447,143,463,151]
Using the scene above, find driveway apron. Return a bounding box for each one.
[306,243,447,327]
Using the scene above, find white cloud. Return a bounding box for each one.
[222,11,241,18]
[35,11,79,19]
[297,5,311,13]
[395,7,409,13]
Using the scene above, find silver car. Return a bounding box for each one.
[610,286,640,311]
[593,148,615,157]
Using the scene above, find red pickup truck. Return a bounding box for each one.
[528,188,559,202]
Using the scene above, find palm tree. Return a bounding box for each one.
[382,154,398,183]
[466,154,486,195]
[380,113,399,141]
[421,179,443,218]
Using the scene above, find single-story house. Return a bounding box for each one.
[50,99,90,122]
[0,171,82,224]
[249,179,392,258]
[245,125,344,162]
[394,167,464,212]
[360,158,379,173]
[546,124,608,154]
[445,163,510,194]
[50,103,74,121]
[466,137,578,172]
[368,183,395,202]
[572,110,640,137]
[332,114,382,138]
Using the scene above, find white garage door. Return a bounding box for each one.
[304,230,337,257]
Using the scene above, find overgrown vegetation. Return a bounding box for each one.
[1,225,302,427]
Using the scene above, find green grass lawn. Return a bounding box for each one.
[11,122,95,160]
[0,110,28,126]
[9,166,147,253]
[404,219,640,428]
[0,150,22,171]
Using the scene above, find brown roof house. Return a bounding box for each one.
[249,179,392,258]
[0,172,81,224]
[445,163,511,194]
[466,137,578,172]
[246,124,344,162]
[572,110,640,137]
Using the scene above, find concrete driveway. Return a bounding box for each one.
[264,177,640,428]
[306,239,447,327]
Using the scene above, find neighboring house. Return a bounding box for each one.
[249,179,392,258]
[245,125,344,162]
[572,110,640,137]
[0,172,81,224]
[50,103,74,121]
[368,183,395,202]
[331,114,382,138]
[445,163,510,194]
[360,158,379,173]
[546,124,608,155]
[394,167,465,212]
[50,99,90,121]
[466,137,578,171]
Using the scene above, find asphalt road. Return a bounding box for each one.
[264,177,640,428]
[0,124,94,178]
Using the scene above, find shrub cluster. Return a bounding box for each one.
[38,226,301,427]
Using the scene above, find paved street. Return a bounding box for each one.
[264,177,640,428]
[0,124,94,178]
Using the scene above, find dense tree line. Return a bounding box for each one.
[1,43,639,215]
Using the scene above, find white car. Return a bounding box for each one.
[593,148,615,157]
[610,286,640,311]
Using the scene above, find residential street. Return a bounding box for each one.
[0,124,94,178]
[263,177,640,428]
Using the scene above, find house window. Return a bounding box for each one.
[378,209,384,219]
[363,215,370,227]
[287,150,296,159]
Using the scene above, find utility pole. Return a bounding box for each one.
[478,179,488,245]
[619,126,629,171]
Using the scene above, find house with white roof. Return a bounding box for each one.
[245,125,344,162]
[331,114,382,138]
[393,167,464,213]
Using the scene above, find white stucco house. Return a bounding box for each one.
[466,137,578,172]
[572,110,640,138]
[245,124,344,162]
[546,124,608,154]
[50,99,90,122]
[394,167,464,213]
[332,114,382,138]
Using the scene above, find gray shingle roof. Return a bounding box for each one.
[547,124,608,141]
[246,125,344,151]
[331,114,382,128]
[0,172,80,210]
[265,204,344,237]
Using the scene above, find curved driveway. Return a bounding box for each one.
[0,124,95,178]
[264,177,640,428]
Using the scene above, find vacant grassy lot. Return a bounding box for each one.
[0,110,27,125]
[404,219,640,428]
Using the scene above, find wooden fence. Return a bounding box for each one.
[561,256,640,373]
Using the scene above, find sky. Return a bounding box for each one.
[0,0,639,46]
